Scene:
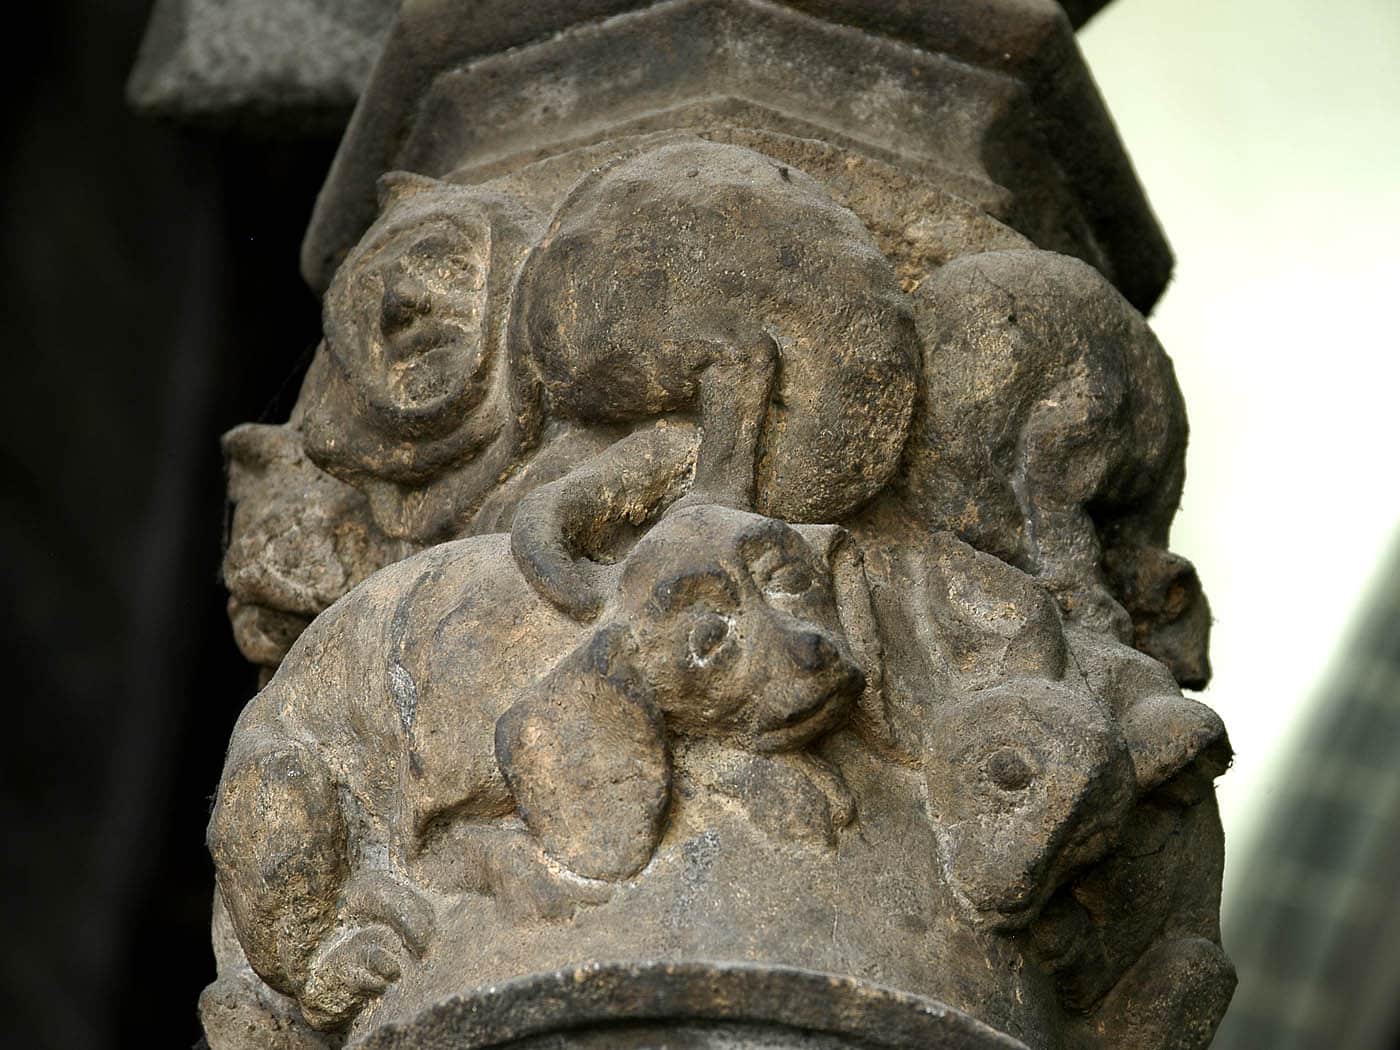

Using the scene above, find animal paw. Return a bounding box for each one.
[342,872,435,956]
[299,924,408,1030]
[1073,937,1236,1050]
[297,874,435,1031]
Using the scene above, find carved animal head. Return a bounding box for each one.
[221,422,399,671]
[924,677,1136,931]
[1104,544,1213,691]
[496,504,863,880]
[619,505,863,749]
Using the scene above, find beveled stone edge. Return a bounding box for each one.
[352,960,1032,1049]
[300,0,1169,311]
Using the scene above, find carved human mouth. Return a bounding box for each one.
[779,688,836,728]
[988,894,1040,930]
[386,319,460,360]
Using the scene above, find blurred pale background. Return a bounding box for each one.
[1079,0,1400,907]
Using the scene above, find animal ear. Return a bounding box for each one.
[375,170,444,212]
[926,533,1068,684]
[1104,545,1213,690]
[221,422,296,478]
[1121,692,1231,797]
[810,529,919,760]
[495,624,671,881]
[1068,625,1230,797]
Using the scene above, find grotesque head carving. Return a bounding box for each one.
[326,172,494,434]
[924,677,1136,930]
[619,504,863,749]
[299,174,541,538]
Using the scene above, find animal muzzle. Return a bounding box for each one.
[752,625,863,740]
[786,628,843,673]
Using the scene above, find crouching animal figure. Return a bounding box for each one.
[299,138,919,552]
[919,535,1226,934]
[901,249,1211,688]
[206,504,863,1034]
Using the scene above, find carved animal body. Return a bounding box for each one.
[899,249,1211,688]
[513,139,920,526]
[298,140,920,551]
[265,146,1209,694]
[888,536,1212,929]
[1031,788,1236,1050]
[1028,629,1235,1050]
[877,533,1232,1048]
[208,505,863,1032]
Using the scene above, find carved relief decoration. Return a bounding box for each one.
[201,4,1234,1049]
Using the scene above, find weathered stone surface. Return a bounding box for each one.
[300,0,1171,312]
[514,141,918,527]
[900,249,1210,688]
[127,0,396,132]
[356,962,1032,1049]
[223,422,409,676]
[196,2,1233,1048]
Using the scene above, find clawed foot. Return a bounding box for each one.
[299,873,435,1031]
[301,925,404,1029]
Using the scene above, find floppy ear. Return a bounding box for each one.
[796,525,918,761]
[925,533,1068,684]
[495,624,670,881]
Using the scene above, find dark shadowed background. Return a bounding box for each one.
[1,3,331,1044]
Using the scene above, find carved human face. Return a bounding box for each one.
[620,506,863,750]
[324,209,492,434]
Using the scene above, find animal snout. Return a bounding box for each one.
[787,629,841,673]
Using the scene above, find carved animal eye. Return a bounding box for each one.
[762,562,813,598]
[985,748,1035,791]
[687,613,733,666]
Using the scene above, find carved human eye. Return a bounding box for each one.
[687,613,733,667]
[984,748,1035,792]
[405,232,455,260]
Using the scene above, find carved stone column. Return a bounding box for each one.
[189,3,1234,1048]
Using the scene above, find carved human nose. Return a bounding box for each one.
[787,628,840,673]
[381,273,431,333]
